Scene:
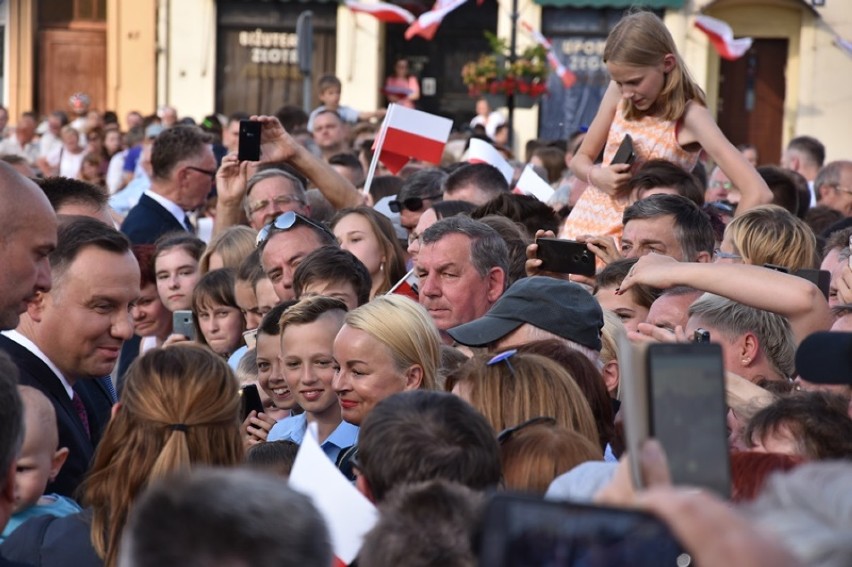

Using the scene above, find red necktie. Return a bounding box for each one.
[71,392,91,439]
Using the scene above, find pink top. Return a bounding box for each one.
[384,76,418,109]
[562,100,700,241]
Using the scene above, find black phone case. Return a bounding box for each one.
[240,385,265,420]
[536,238,596,277]
[611,134,635,165]
[238,120,262,161]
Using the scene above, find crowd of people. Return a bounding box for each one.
[0,9,850,567]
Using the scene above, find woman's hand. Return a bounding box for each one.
[590,163,632,195]
[615,253,680,294]
[162,333,192,348]
[240,410,277,449]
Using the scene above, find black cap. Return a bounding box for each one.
[795,331,852,385]
[447,276,603,351]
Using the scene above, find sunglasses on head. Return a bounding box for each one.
[255,211,335,247]
[388,194,442,213]
[497,416,557,444]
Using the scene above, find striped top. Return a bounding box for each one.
[562,100,700,241]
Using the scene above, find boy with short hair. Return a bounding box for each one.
[293,246,372,310]
[307,74,384,132]
[1,387,81,542]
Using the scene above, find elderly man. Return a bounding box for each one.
[0,217,139,496]
[415,216,507,344]
[257,211,338,301]
[0,163,57,331]
[121,125,216,244]
[815,161,852,217]
[213,116,361,236]
[781,135,825,207]
[447,276,604,361]
[0,112,39,165]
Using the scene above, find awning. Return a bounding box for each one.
[534,0,685,8]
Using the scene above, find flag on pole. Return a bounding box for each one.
[836,35,852,58]
[521,21,576,89]
[405,0,467,41]
[289,424,378,566]
[344,1,415,25]
[466,138,514,184]
[514,164,555,203]
[694,15,753,61]
[387,268,420,301]
[374,104,453,174]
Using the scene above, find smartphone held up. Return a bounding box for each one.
[238,120,262,162]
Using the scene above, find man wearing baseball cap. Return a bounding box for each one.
[795,331,852,398]
[447,276,604,362]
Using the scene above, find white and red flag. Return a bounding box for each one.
[466,138,514,183]
[694,15,753,61]
[289,424,378,567]
[344,1,415,25]
[514,164,554,203]
[373,104,453,174]
[405,0,467,41]
[387,268,420,301]
[521,21,577,89]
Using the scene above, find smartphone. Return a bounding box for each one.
[242,328,258,349]
[477,493,689,567]
[645,343,731,498]
[763,264,830,300]
[535,238,596,277]
[238,120,262,161]
[172,310,196,340]
[240,384,265,421]
[693,328,710,343]
[611,134,636,165]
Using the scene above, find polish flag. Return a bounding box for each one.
[467,138,514,184]
[374,104,453,174]
[289,424,378,566]
[387,268,419,301]
[514,164,554,203]
[405,0,467,41]
[522,22,577,89]
[345,1,415,25]
[694,15,753,61]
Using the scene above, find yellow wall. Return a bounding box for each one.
[107,0,157,128]
[6,0,36,119]
[336,7,382,113]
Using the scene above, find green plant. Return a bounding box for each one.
[461,32,549,97]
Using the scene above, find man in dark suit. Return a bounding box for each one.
[0,217,140,498]
[120,125,217,244]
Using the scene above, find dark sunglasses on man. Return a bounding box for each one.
[255,211,335,247]
[388,193,442,213]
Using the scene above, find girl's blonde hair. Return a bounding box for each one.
[604,11,706,121]
[725,205,818,271]
[344,294,440,391]
[452,352,600,447]
[199,225,257,274]
[83,345,243,567]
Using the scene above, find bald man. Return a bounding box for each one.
[0,162,57,330]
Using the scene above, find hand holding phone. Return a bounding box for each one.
[240,384,265,421]
[172,310,197,341]
[611,134,636,165]
[535,238,596,277]
[238,120,262,162]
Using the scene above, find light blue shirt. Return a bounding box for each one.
[268,413,359,463]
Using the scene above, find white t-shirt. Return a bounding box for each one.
[47,146,86,179]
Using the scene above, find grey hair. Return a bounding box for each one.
[622,194,714,262]
[688,293,795,379]
[420,216,509,287]
[244,168,307,215]
[118,468,332,567]
[746,461,852,567]
[814,160,852,192]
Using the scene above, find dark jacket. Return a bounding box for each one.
[0,512,101,567]
[0,336,112,499]
[120,193,188,245]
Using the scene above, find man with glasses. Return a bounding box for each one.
[257,211,337,301]
[121,125,216,244]
[243,169,310,230]
[815,161,852,217]
[391,168,447,234]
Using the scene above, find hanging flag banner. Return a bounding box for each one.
[694,15,753,61]
[345,1,415,25]
[405,0,468,41]
[521,21,577,89]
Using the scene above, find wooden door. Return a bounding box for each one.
[717,39,787,166]
[38,29,106,116]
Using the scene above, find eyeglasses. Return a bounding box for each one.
[710,180,734,191]
[186,166,217,181]
[255,211,335,247]
[247,194,306,215]
[497,416,557,444]
[487,349,518,375]
[832,185,852,196]
[713,248,742,261]
[388,194,442,213]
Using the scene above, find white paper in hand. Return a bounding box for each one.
[515,164,555,203]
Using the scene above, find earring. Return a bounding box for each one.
[379,262,385,273]
[742,357,751,365]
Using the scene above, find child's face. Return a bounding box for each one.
[256,332,297,410]
[319,86,341,108]
[281,314,342,418]
[606,56,673,113]
[197,303,245,356]
[14,427,64,513]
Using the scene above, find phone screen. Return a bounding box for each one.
[646,343,731,498]
[478,494,689,567]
